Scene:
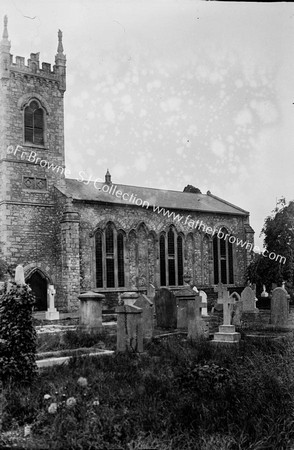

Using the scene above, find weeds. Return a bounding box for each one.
[1,335,294,449]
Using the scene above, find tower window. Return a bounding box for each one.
[24,100,44,145]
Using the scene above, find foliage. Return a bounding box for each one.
[0,281,37,383]
[246,199,294,294]
[2,335,294,448]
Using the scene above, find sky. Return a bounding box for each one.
[2,0,294,249]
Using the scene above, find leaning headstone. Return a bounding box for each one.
[45,285,59,320]
[241,286,259,313]
[134,294,154,340]
[116,304,143,353]
[213,283,240,343]
[187,295,209,340]
[199,290,208,316]
[15,265,25,286]
[78,291,105,334]
[154,288,177,328]
[270,287,289,327]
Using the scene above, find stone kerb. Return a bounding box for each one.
[134,294,154,340]
[78,291,105,334]
[116,304,143,353]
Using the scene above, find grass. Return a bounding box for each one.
[2,334,294,449]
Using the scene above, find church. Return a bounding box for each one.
[0,17,254,312]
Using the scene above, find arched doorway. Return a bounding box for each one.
[26,271,48,311]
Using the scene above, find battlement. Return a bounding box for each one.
[9,53,61,80]
[0,16,66,91]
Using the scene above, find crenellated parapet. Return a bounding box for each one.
[0,16,66,92]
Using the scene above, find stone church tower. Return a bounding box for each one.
[0,16,67,309]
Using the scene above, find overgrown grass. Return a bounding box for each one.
[2,335,294,449]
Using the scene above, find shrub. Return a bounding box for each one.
[0,281,37,383]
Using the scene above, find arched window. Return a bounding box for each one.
[95,224,125,288]
[213,227,234,284]
[24,99,44,145]
[160,228,184,287]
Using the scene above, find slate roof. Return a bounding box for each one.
[60,179,249,216]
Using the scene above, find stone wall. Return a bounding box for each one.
[72,199,251,309]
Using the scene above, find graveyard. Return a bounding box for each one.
[1,266,294,449]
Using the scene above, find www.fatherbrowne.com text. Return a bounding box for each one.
[6,145,286,265]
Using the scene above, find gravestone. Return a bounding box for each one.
[121,291,139,306]
[270,287,289,327]
[116,304,143,353]
[78,291,105,333]
[230,292,242,326]
[199,290,208,316]
[213,283,240,343]
[148,283,156,300]
[175,288,197,329]
[154,288,177,328]
[261,285,269,297]
[134,294,154,339]
[15,265,25,285]
[45,284,59,320]
[241,286,258,313]
[187,294,209,340]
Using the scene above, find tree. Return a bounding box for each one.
[246,199,294,295]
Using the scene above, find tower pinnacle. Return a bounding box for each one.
[57,29,64,54]
[2,15,8,40]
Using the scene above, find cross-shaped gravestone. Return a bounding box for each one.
[48,285,56,309]
[214,283,235,325]
[45,284,59,320]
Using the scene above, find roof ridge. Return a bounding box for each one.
[66,178,205,196]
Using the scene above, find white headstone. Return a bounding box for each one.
[14,265,25,286]
[212,283,241,343]
[199,290,208,316]
[45,284,59,320]
[261,285,269,298]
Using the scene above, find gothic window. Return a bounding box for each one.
[160,228,184,287]
[213,227,234,284]
[24,99,44,145]
[95,224,125,288]
[159,234,166,286]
